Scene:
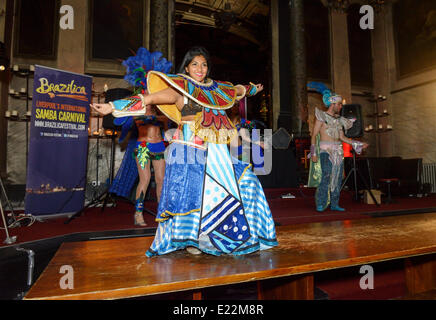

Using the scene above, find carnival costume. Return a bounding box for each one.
[109,48,172,214]
[307,82,364,211]
[133,117,166,169]
[110,68,278,256]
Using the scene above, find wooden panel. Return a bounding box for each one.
[192,290,203,300]
[405,254,436,295]
[24,212,436,300]
[257,274,314,300]
[399,289,436,300]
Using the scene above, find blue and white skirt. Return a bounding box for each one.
[146,141,277,257]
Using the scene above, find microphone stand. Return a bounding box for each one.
[0,195,17,245]
[341,149,380,206]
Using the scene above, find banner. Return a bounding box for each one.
[25,66,92,216]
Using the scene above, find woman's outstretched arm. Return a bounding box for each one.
[90,87,184,116]
[235,82,264,99]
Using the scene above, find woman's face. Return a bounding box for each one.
[185,55,208,82]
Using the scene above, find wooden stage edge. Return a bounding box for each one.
[24,212,436,300]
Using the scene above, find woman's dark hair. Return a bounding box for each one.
[177,46,211,77]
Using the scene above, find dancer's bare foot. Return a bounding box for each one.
[186,247,202,255]
[134,212,147,227]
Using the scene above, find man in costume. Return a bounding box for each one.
[92,46,278,256]
[307,82,368,212]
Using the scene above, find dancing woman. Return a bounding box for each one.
[92,46,277,256]
[108,48,171,227]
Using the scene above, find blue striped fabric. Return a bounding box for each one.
[209,230,242,253]
[238,169,277,248]
[200,196,238,233]
[206,143,240,200]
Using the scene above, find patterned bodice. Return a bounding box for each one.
[315,108,353,140]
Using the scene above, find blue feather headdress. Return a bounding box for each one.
[115,48,173,129]
[307,81,342,107]
[122,47,173,94]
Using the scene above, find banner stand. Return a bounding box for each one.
[25,65,92,217]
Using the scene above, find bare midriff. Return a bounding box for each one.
[135,122,162,143]
[180,115,196,122]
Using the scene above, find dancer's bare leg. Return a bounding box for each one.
[134,159,151,226]
[152,158,165,203]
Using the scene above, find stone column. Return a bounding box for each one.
[277,0,307,136]
[0,0,14,178]
[290,0,308,137]
[150,0,174,61]
[270,0,280,131]
[168,0,175,71]
[327,1,352,103]
[372,4,393,157]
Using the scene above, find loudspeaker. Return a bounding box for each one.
[272,127,293,149]
[341,104,363,138]
[102,88,133,129]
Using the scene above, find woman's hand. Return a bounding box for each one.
[90,103,112,116]
[249,82,264,95]
[254,83,264,94]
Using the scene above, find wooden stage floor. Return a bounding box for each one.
[24,212,436,300]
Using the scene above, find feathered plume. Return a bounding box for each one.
[307,81,341,107]
[307,81,331,96]
[114,48,173,129]
[122,47,173,94]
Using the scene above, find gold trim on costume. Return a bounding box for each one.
[155,208,201,222]
[238,163,253,184]
[235,84,246,100]
[190,110,238,144]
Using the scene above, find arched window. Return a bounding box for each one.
[14,0,59,59]
[90,0,144,61]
